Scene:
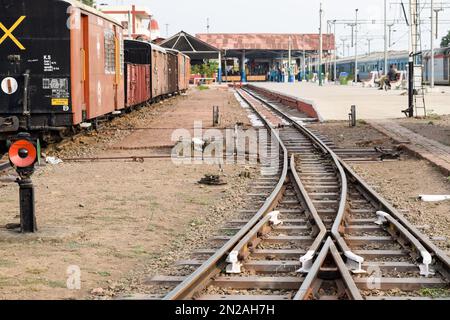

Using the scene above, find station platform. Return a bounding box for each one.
[250,82,450,121]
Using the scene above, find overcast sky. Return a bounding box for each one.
[99,0,450,56]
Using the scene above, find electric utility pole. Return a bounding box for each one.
[341,38,347,56]
[384,0,388,74]
[367,38,373,55]
[333,20,337,82]
[354,8,359,84]
[319,3,323,86]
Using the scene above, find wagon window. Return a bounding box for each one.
[104,30,116,74]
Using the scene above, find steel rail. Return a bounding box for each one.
[338,159,450,277]
[240,87,363,269]
[289,154,327,273]
[243,86,450,289]
[223,154,328,274]
[294,237,363,300]
[163,91,289,300]
[0,162,11,171]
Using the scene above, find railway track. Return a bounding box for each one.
[0,161,10,172]
[149,86,450,300]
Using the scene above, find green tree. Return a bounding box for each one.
[191,61,219,78]
[81,0,95,6]
[442,30,450,48]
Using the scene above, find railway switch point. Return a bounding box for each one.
[1,0,449,302]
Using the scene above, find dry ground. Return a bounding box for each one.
[309,121,395,148]
[310,121,450,252]
[398,114,450,147]
[0,85,257,299]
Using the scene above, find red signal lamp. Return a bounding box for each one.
[9,139,37,168]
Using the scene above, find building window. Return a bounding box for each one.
[104,30,116,74]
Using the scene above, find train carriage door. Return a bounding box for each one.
[81,14,89,121]
[113,25,120,109]
[153,50,159,97]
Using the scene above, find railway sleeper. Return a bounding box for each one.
[354,277,447,291]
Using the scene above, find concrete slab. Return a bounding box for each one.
[251,82,450,121]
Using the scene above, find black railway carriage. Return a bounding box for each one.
[0,0,75,149]
[0,0,125,156]
[0,0,191,158]
[124,39,152,108]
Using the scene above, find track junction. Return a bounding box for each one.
[149,86,450,300]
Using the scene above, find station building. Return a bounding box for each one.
[161,32,334,83]
[196,33,335,82]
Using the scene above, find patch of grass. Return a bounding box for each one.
[189,218,205,227]
[418,288,450,298]
[149,200,160,208]
[96,271,111,277]
[103,207,122,213]
[65,241,101,251]
[426,110,442,120]
[0,258,16,268]
[112,251,133,259]
[0,276,16,287]
[147,252,162,260]
[357,119,367,125]
[26,267,48,275]
[186,196,209,206]
[20,278,45,286]
[47,280,67,288]
[0,196,16,203]
[132,245,148,255]
[66,241,81,250]
[197,85,209,91]
[223,229,236,236]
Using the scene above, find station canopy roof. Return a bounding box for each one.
[159,31,220,60]
[196,33,335,59]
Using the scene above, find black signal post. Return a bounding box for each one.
[18,176,36,232]
[408,55,414,118]
[8,133,38,233]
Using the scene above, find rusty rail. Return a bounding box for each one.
[294,237,363,300]
[338,159,450,278]
[0,162,10,171]
[163,85,449,300]
[289,154,327,273]
[163,90,289,300]
[241,87,364,269]
[243,85,450,298]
